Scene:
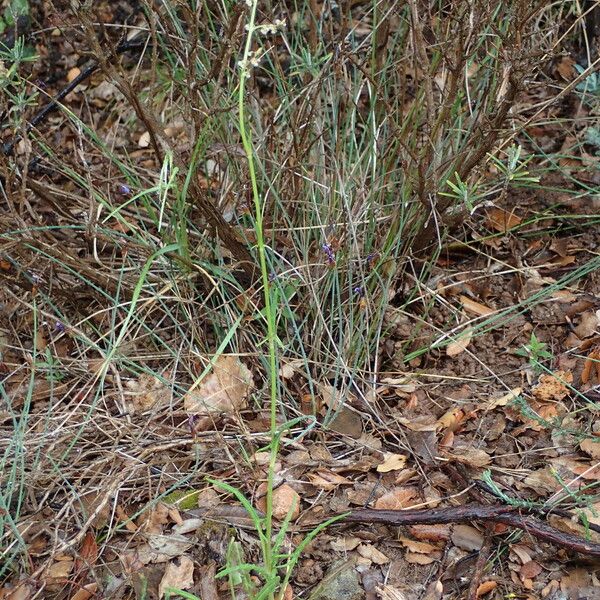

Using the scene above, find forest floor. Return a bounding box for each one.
[2,1,600,600]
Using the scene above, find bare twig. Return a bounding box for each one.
[345,505,600,557]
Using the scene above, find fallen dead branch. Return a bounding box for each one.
[345,505,600,557]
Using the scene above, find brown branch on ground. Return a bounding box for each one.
[344,505,600,557]
[1,36,148,157]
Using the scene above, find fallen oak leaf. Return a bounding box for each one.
[158,556,195,599]
[484,388,522,411]
[580,438,600,460]
[184,355,253,415]
[531,371,572,402]
[485,207,522,233]
[376,453,408,473]
[375,486,419,510]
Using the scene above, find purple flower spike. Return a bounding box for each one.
[322,243,336,264]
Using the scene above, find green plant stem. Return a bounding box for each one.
[238,1,279,589]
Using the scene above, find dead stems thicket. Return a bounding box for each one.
[0,0,574,589]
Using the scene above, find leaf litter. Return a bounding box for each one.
[3,4,600,600]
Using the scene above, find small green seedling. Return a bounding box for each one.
[440,171,481,213]
[487,144,540,186]
[515,332,553,373]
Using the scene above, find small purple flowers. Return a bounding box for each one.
[117,184,132,196]
[54,321,65,333]
[365,252,380,269]
[353,286,364,297]
[322,242,336,265]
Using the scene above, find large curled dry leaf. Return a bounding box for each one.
[184,355,253,415]
[158,556,194,599]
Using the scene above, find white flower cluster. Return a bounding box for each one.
[252,18,286,36]
[238,49,265,78]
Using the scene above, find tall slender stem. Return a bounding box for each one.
[237,1,279,587]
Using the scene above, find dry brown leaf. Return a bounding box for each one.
[116,505,138,532]
[126,373,171,415]
[184,355,253,415]
[398,537,439,554]
[327,407,363,439]
[307,470,353,490]
[147,534,194,557]
[279,359,304,379]
[356,544,390,565]
[376,453,408,473]
[158,556,195,599]
[521,467,562,494]
[560,568,592,591]
[89,80,119,102]
[374,487,419,510]
[405,552,435,565]
[74,531,98,578]
[257,484,300,521]
[376,584,410,600]
[531,371,572,402]
[451,524,484,551]
[509,544,533,564]
[443,447,491,467]
[575,311,599,339]
[550,289,577,302]
[196,564,218,600]
[484,388,522,410]
[460,295,495,317]
[138,131,151,148]
[330,536,361,552]
[0,583,34,600]
[485,207,522,233]
[446,328,473,357]
[519,560,542,580]
[44,558,74,582]
[70,583,99,600]
[555,56,576,80]
[396,415,437,431]
[139,503,171,534]
[580,438,600,460]
[476,581,497,597]
[408,524,450,541]
[436,408,464,431]
[551,455,600,480]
